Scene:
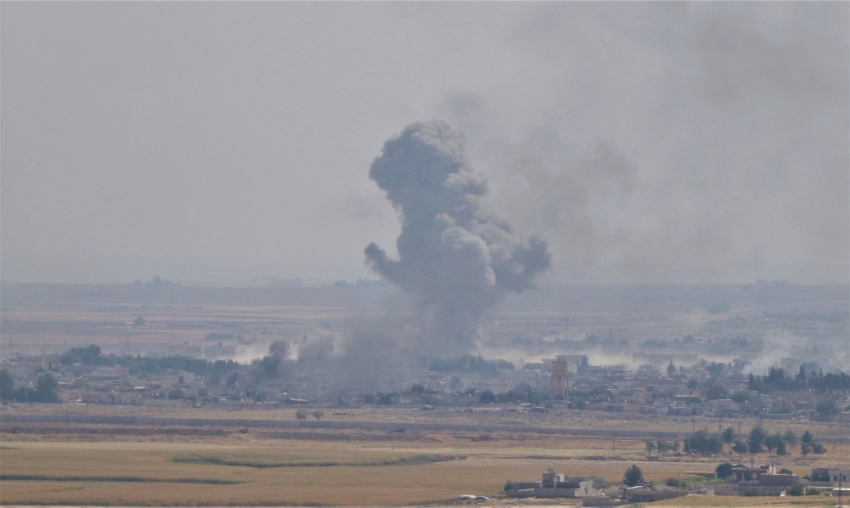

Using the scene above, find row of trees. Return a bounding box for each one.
[645,439,680,456]
[59,345,241,382]
[479,383,545,405]
[748,367,850,394]
[0,370,59,403]
[744,425,826,456]
[681,425,826,457]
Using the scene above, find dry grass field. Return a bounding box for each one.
[1,416,847,506]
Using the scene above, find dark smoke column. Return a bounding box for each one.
[365,121,551,356]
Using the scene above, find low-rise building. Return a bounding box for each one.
[731,464,773,482]
[508,468,604,498]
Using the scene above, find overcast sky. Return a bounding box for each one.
[2,2,847,286]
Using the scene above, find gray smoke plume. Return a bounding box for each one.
[365,121,551,356]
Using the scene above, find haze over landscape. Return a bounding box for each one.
[2,2,847,287]
[2,5,849,507]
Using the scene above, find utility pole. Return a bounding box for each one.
[834,474,842,507]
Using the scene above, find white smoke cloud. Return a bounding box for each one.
[744,331,805,376]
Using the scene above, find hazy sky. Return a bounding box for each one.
[2,2,847,286]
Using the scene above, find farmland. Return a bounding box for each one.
[1,406,847,506]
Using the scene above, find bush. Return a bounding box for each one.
[731,390,750,403]
[377,393,395,405]
[504,480,517,491]
[786,484,804,496]
[816,399,838,416]
[811,470,830,482]
[295,409,307,420]
[741,487,760,497]
[705,385,728,400]
[805,487,820,495]
[715,463,733,480]
[665,477,685,487]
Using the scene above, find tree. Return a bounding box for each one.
[480,390,496,404]
[60,345,103,366]
[775,439,787,456]
[816,399,838,416]
[133,316,146,326]
[667,362,676,376]
[0,369,14,401]
[722,426,736,452]
[716,463,733,480]
[705,385,728,400]
[764,434,781,455]
[784,430,798,447]
[624,465,644,486]
[295,409,307,420]
[811,442,826,456]
[312,410,324,420]
[801,442,811,456]
[748,425,766,454]
[34,373,58,402]
[684,430,723,455]
[705,362,726,377]
[645,439,656,456]
[732,440,748,455]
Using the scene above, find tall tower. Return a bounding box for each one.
[551,356,569,399]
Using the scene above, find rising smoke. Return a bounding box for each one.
[365,121,551,356]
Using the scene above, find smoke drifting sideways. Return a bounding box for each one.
[365,121,551,357]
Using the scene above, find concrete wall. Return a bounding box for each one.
[626,489,688,502]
